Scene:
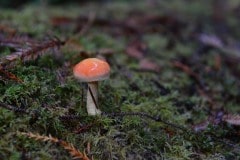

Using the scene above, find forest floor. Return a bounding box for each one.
[0,1,240,159]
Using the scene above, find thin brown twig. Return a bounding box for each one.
[103,111,188,131]
[172,60,202,86]
[78,12,96,36]
[172,60,215,106]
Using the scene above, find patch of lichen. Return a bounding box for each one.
[1,0,240,159]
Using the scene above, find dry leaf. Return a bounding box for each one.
[198,33,223,48]
[126,40,147,60]
[223,114,240,126]
[193,120,210,132]
[139,58,160,72]
[64,38,83,52]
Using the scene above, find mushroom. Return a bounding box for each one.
[73,58,110,115]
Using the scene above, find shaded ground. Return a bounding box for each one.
[0,0,240,159]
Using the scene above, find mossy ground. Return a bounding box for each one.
[0,1,240,159]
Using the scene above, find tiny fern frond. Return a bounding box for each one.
[18,132,90,160]
[0,38,64,69]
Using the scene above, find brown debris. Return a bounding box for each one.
[51,16,74,27]
[74,123,95,134]
[0,68,23,83]
[0,32,64,82]
[0,36,64,68]
[0,24,17,36]
[126,40,161,72]
[64,38,84,52]
[51,13,184,36]
[139,58,160,72]
[126,40,147,60]
[172,60,200,84]
[214,54,222,71]
[172,60,217,107]
[223,114,240,126]
[193,120,210,132]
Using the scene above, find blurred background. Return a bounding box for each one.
[0,0,239,8]
[1,0,240,159]
[0,0,103,8]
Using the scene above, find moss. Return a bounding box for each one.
[0,1,240,159]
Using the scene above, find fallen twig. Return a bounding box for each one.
[172,60,203,87]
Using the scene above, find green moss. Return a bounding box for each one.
[0,1,240,159]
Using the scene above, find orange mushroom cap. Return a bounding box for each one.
[73,58,110,82]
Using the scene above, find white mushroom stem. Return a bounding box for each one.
[87,81,101,115]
